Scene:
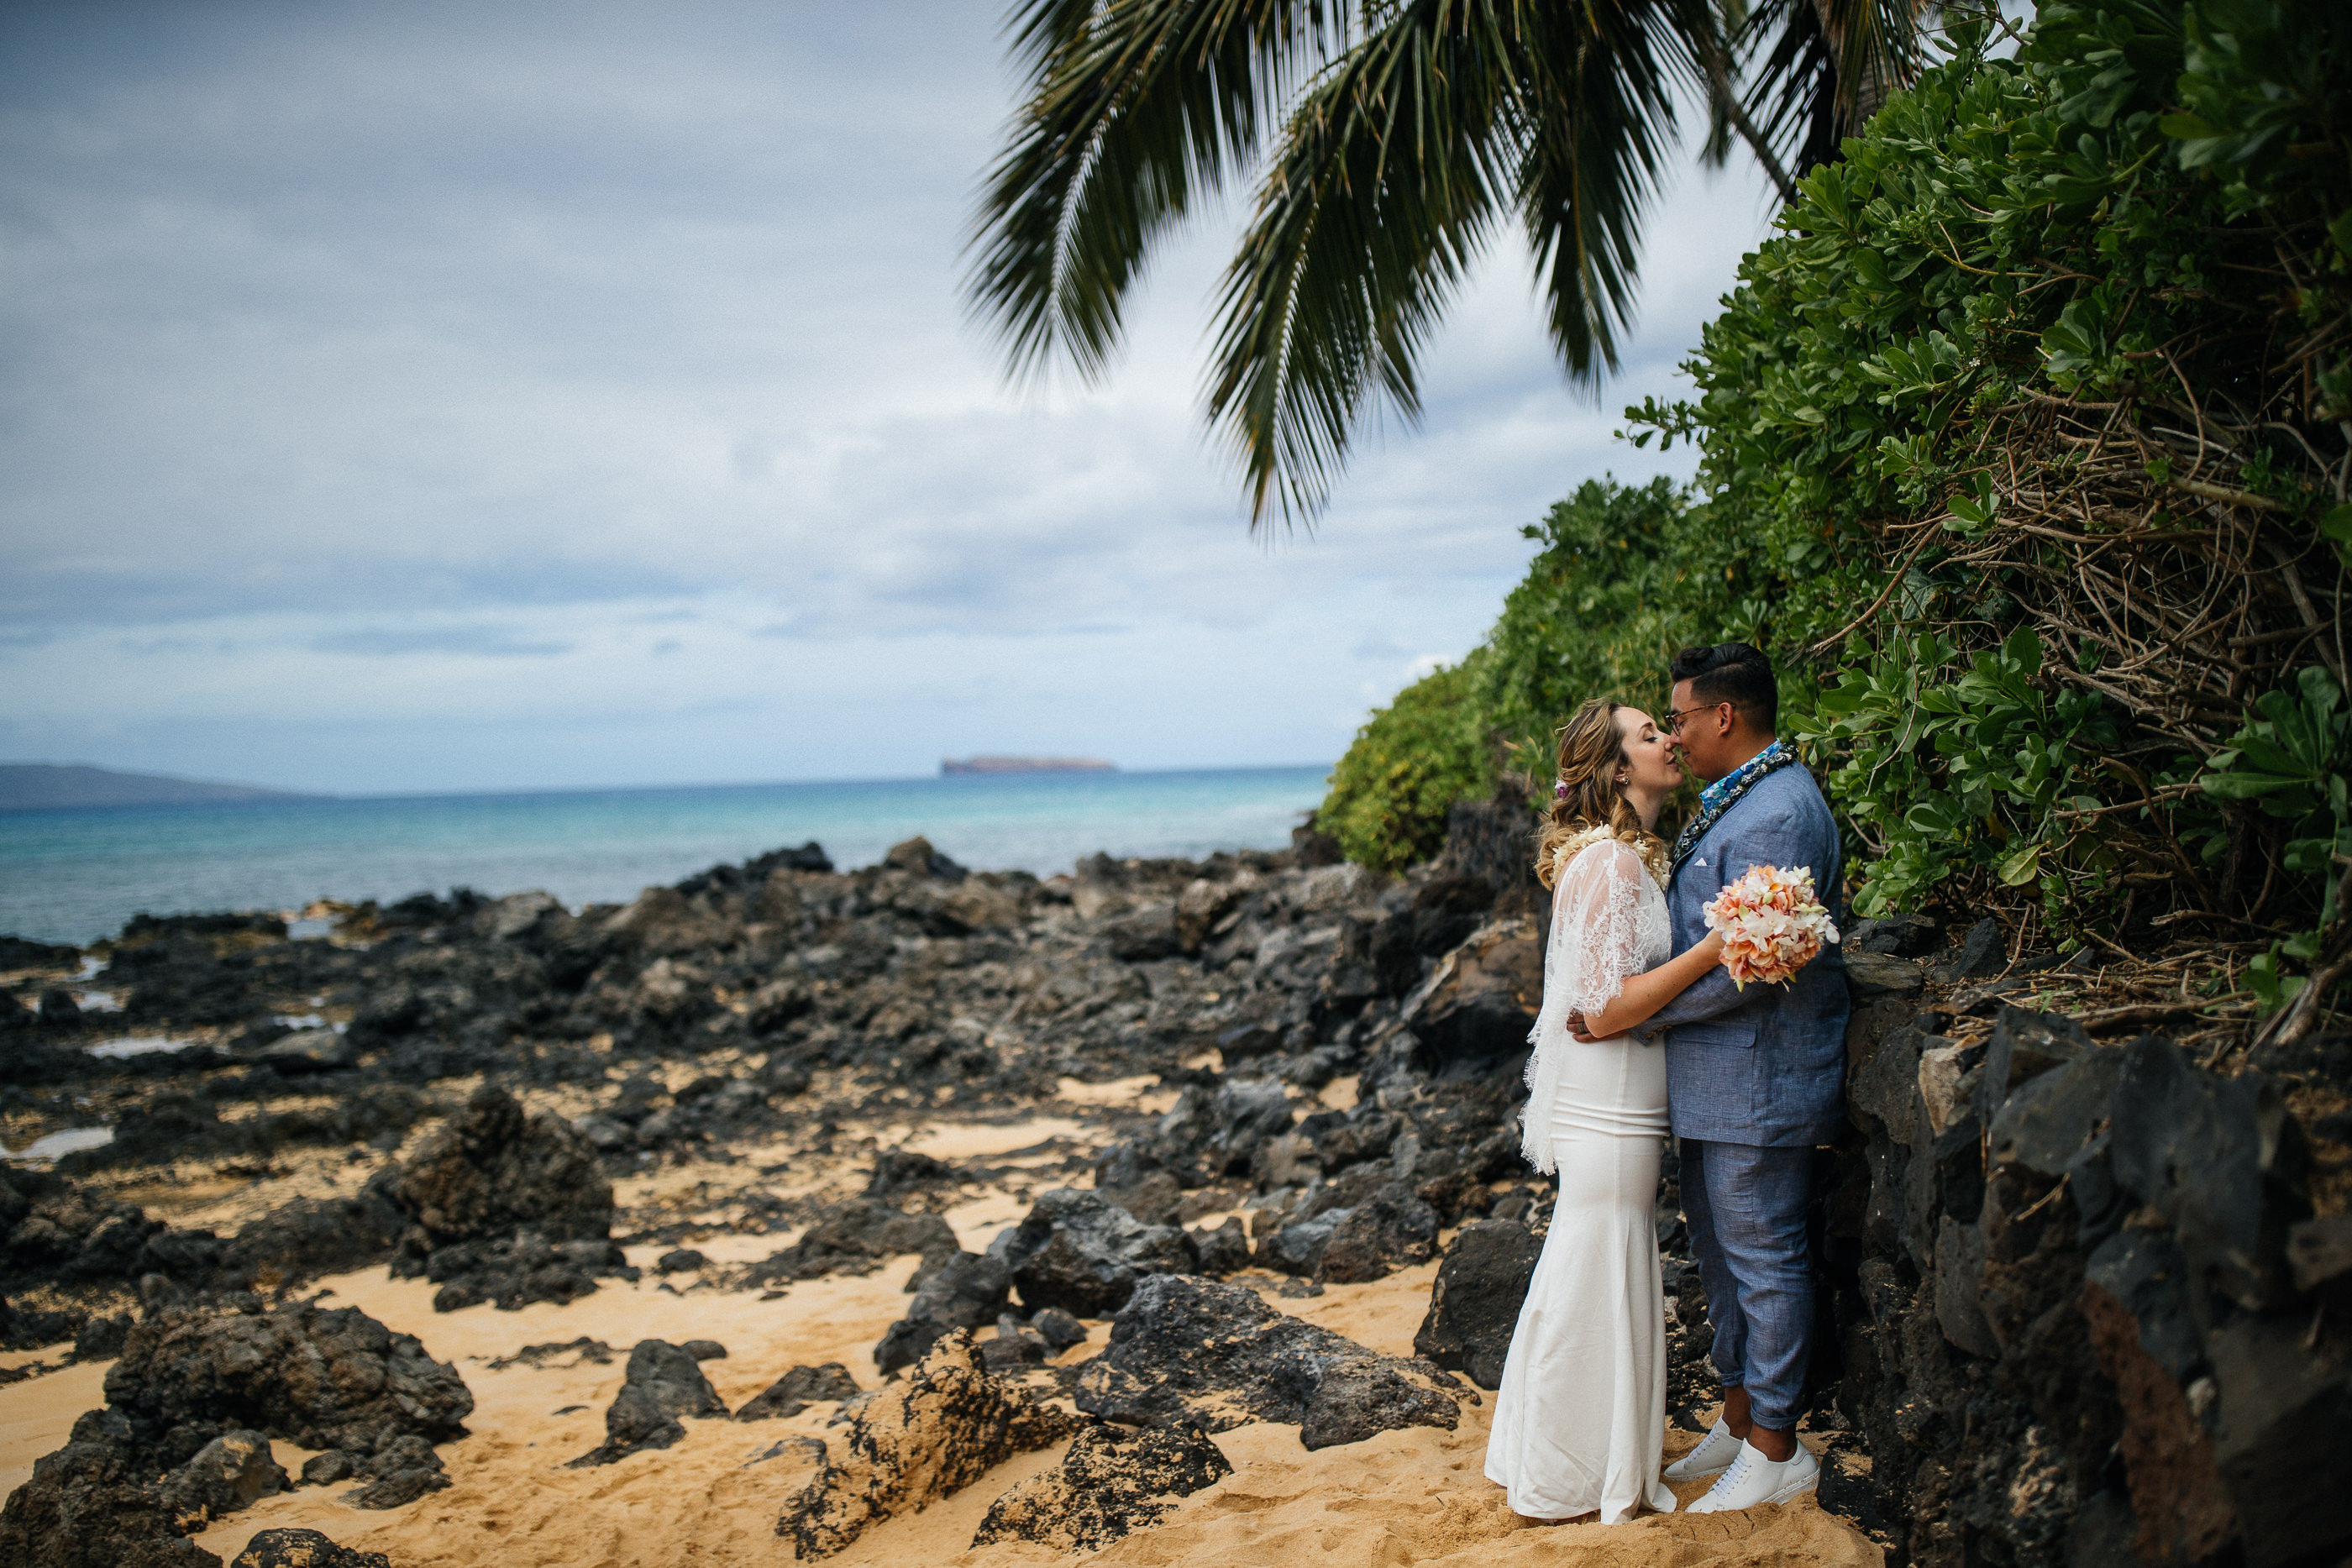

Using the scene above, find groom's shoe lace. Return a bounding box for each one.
[1704,1450,1752,1499]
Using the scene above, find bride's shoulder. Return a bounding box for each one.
[1551,828,1669,892]
[1553,830,1643,879]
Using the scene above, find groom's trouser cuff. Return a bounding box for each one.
[1682,1137,1814,1430]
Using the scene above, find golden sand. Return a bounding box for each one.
[4,1173,1878,1568]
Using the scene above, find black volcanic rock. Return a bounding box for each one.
[386,1084,612,1249]
[874,1251,1012,1375]
[1074,1274,1465,1450]
[1413,1219,1540,1389]
[568,1339,729,1466]
[1315,1182,1437,1283]
[971,1420,1232,1552]
[735,1362,860,1422]
[1001,1189,1196,1318]
[230,1529,391,1568]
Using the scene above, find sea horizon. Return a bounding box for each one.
[0,763,1334,947]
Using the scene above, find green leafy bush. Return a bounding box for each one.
[1317,655,1496,874]
[1318,477,1740,872]
[1635,0,2350,961]
[1326,0,2352,1024]
[1476,477,1759,767]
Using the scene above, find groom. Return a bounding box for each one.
[1569,642,1847,1512]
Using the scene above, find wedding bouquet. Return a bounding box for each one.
[1703,864,1840,988]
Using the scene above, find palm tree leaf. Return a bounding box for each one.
[1210,0,1704,524]
[964,0,1348,387]
[1515,0,1704,376]
[1205,0,1528,526]
[1737,0,1930,175]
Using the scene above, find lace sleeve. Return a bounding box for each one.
[1551,840,1650,1017]
[1520,840,1652,1175]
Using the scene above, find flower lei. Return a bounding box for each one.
[1669,742,1801,872]
[1551,822,1672,891]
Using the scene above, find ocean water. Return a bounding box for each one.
[0,766,1331,947]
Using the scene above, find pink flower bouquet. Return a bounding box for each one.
[1703,864,1840,989]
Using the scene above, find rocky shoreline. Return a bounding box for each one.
[2,797,2347,1568]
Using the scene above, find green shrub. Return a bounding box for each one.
[1477,477,1758,768]
[1632,0,2349,957]
[1319,654,1496,875]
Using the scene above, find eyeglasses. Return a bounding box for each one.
[1663,703,1724,736]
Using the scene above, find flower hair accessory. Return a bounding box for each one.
[1703,863,1840,988]
[1553,779,1568,802]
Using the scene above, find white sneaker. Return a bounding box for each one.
[1665,1418,1743,1481]
[1683,1439,1819,1513]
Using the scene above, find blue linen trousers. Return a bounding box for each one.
[1635,759,1848,1431]
[1680,1138,1814,1428]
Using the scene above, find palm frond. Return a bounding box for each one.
[963,0,1348,387]
[1203,0,1527,527]
[1516,0,1707,372]
[1736,0,1932,175]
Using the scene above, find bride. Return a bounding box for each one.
[1484,699,1725,1523]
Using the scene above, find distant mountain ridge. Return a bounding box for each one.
[940,756,1116,777]
[0,763,317,810]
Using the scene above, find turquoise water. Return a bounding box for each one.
[0,766,1331,946]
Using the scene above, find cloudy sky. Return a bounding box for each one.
[0,1,1777,794]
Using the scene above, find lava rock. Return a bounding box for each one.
[567,1339,729,1466]
[1260,1208,1349,1277]
[1200,1077,1295,1174]
[1001,1189,1197,1318]
[1845,913,1940,957]
[882,835,966,882]
[744,1199,958,1283]
[1105,904,1180,962]
[1843,952,1923,999]
[107,1301,474,1463]
[218,1193,405,1293]
[1189,1217,1252,1277]
[156,1431,288,1530]
[874,1250,1013,1376]
[256,1030,357,1076]
[1028,1306,1087,1351]
[1074,1274,1466,1450]
[1930,918,2005,983]
[230,1529,391,1568]
[971,1420,1233,1552]
[339,1434,453,1509]
[298,1452,356,1487]
[656,1248,706,1274]
[735,1362,860,1421]
[865,1148,962,1199]
[776,1330,1077,1560]
[0,1407,222,1568]
[73,1311,132,1361]
[1315,1182,1438,1283]
[1413,1219,1541,1389]
[420,1230,634,1313]
[2208,1312,2352,1568]
[2106,1034,2307,1309]
[1404,923,1542,1076]
[386,1084,612,1249]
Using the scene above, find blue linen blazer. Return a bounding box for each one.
[1634,760,1850,1146]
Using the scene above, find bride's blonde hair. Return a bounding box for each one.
[1534,699,1670,889]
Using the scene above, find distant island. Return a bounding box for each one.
[940,756,1116,777]
[0,763,318,811]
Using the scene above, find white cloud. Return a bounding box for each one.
[0,0,1777,791]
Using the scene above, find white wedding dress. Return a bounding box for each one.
[1484,835,1676,1523]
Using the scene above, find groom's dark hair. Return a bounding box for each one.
[1671,642,1777,730]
